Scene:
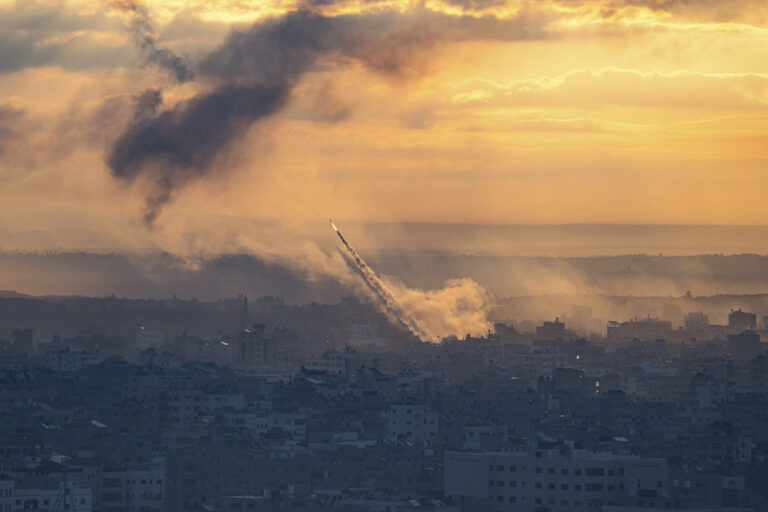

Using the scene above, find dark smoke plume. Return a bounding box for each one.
[109,83,289,225]
[132,89,163,120]
[107,7,553,225]
[112,0,194,83]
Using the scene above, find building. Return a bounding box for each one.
[234,325,274,367]
[347,322,383,347]
[124,458,166,512]
[536,318,566,340]
[444,441,667,512]
[729,309,756,332]
[0,480,92,512]
[40,349,103,372]
[136,325,164,350]
[684,312,709,331]
[607,317,673,341]
[304,350,349,377]
[385,404,438,445]
[165,439,312,512]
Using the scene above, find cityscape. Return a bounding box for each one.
[3,265,768,511]
[3,0,768,511]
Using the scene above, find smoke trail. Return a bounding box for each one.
[331,220,431,341]
[112,0,195,84]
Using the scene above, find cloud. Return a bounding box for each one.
[606,0,768,23]
[0,105,27,162]
[0,1,133,72]
[448,68,768,110]
[107,6,558,225]
[441,0,509,12]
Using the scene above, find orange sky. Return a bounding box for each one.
[1,0,768,247]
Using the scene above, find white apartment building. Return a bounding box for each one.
[124,458,165,512]
[445,443,667,512]
[0,480,92,512]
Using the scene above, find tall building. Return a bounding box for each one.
[729,309,756,332]
[536,318,566,340]
[606,317,672,341]
[684,311,709,331]
[235,324,274,367]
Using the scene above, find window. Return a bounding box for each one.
[509,481,517,487]
[575,469,582,476]
[548,468,555,474]
[548,483,555,490]
[489,480,494,487]
[496,465,504,471]
[535,498,542,505]
[535,467,542,474]
[509,497,517,503]
[586,484,604,492]
[535,483,542,489]
[561,469,569,475]
[586,468,604,476]
[509,465,517,472]
[561,484,569,490]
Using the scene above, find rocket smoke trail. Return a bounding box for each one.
[330,220,430,341]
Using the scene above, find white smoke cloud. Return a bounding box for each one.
[384,276,494,342]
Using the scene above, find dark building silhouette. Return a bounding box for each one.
[729,308,756,332]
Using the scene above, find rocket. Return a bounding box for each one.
[329,218,344,242]
[330,219,363,267]
[329,218,429,341]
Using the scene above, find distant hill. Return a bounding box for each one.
[0,290,31,299]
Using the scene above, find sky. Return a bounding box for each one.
[1,0,768,252]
